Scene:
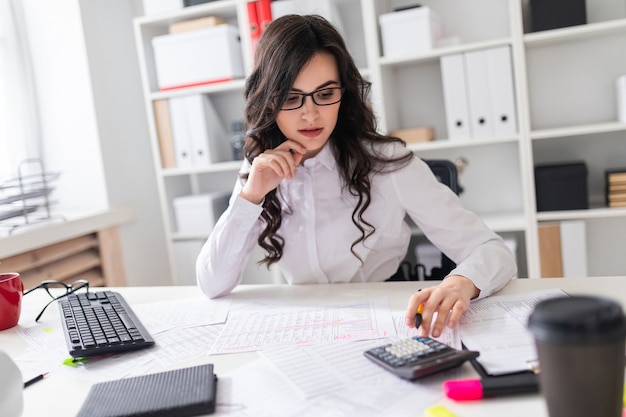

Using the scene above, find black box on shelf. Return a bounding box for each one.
[529,0,587,32]
[184,0,217,6]
[535,162,588,211]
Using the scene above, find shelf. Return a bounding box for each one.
[531,121,626,140]
[135,0,238,26]
[161,160,242,177]
[536,206,626,222]
[524,18,626,46]
[378,37,512,68]
[172,233,210,241]
[408,135,519,152]
[408,211,526,236]
[150,78,246,101]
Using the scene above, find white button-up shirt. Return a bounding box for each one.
[197,142,516,298]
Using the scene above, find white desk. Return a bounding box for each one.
[2,277,625,417]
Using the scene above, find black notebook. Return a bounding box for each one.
[77,364,217,417]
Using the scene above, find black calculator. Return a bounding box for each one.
[364,336,479,380]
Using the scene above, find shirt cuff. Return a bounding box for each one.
[229,194,264,222]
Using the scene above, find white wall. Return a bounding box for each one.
[77,0,172,286]
[19,0,172,286]
[21,0,108,213]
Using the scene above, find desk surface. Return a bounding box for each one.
[2,277,626,417]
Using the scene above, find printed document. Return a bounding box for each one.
[210,298,395,354]
[459,288,567,374]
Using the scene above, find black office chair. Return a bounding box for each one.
[388,159,461,281]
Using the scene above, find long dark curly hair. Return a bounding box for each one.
[242,14,413,266]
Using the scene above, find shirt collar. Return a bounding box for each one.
[302,143,336,171]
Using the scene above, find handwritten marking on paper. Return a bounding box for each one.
[210,299,395,354]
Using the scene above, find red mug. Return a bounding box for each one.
[0,273,24,331]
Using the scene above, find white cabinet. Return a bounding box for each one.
[134,0,626,283]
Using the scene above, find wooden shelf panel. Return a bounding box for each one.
[1,234,98,272]
[19,249,101,288]
[1,227,126,289]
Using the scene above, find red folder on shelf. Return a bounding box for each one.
[247,1,260,56]
[256,0,272,34]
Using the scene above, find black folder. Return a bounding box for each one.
[76,364,217,417]
[470,358,539,396]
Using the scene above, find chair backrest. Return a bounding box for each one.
[388,159,460,282]
[422,159,459,280]
[425,159,459,195]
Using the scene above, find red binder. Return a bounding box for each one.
[247,1,260,56]
[256,0,273,34]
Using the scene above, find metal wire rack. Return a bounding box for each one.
[0,158,64,234]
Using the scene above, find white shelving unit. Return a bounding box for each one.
[134,0,626,283]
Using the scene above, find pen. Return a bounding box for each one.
[414,304,424,328]
[24,372,49,388]
[442,373,539,401]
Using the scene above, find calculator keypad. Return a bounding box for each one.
[368,337,451,367]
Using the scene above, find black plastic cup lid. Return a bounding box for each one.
[527,295,626,345]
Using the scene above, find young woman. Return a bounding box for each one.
[196,14,517,337]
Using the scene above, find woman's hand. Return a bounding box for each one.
[240,140,307,204]
[404,275,480,338]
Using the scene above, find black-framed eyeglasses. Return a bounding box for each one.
[23,279,90,322]
[280,87,345,111]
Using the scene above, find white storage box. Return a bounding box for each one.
[142,0,183,16]
[379,6,442,58]
[173,192,231,235]
[152,24,244,91]
[271,0,344,34]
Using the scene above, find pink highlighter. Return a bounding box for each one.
[443,373,539,401]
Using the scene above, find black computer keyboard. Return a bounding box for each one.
[58,290,155,358]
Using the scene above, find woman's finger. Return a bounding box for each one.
[405,290,428,327]
[446,298,469,329]
[277,139,307,156]
[430,298,456,337]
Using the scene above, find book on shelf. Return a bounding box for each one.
[608,192,626,207]
[169,16,227,34]
[153,99,176,169]
[608,174,626,184]
[537,223,563,278]
[537,221,587,278]
[608,183,626,192]
[605,168,626,207]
